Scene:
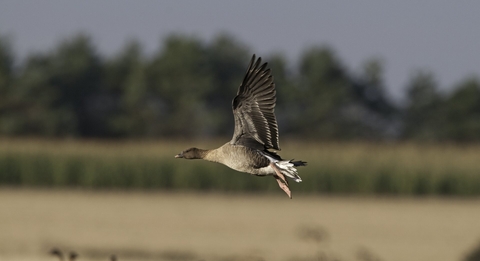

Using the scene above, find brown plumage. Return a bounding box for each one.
[175,54,306,198]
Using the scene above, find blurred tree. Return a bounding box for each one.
[205,33,250,136]
[5,34,105,137]
[362,58,384,87]
[0,35,13,96]
[148,34,214,137]
[297,46,355,139]
[104,40,152,137]
[444,78,480,142]
[2,32,480,142]
[266,53,300,136]
[0,35,16,134]
[49,34,105,137]
[357,58,391,112]
[351,58,398,139]
[13,54,77,136]
[403,71,444,141]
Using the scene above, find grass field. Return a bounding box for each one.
[1,189,480,261]
[1,139,480,195]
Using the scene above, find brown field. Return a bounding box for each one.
[1,189,480,261]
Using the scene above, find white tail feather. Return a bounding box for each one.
[262,152,303,183]
[276,161,302,182]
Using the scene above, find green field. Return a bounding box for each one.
[1,139,480,196]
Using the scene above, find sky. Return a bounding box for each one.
[1,1,479,102]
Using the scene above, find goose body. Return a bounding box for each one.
[175,54,306,198]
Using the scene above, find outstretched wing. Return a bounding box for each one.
[230,54,280,150]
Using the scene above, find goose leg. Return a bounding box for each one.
[270,162,292,199]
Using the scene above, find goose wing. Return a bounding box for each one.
[230,54,280,150]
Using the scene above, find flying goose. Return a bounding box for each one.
[175,54,306,198]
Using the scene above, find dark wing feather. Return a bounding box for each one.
[230,54,280,150]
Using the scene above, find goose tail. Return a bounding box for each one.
[275,160,305,183]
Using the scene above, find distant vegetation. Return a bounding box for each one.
[1,139,480,196]
[0,32,480,141]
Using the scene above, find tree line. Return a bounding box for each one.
[0,33,479,141]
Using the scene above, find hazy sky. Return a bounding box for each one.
[1,1,479,101]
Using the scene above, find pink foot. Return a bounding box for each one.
[270,163,292,199]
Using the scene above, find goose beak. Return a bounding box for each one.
[175,153,183,158]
